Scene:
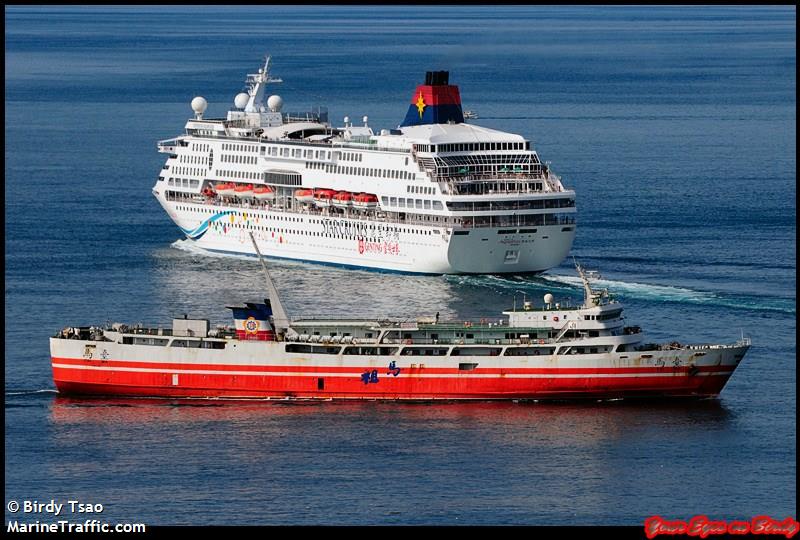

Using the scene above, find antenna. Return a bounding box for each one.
[248,232,291,336]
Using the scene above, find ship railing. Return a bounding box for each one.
[166,191,575,230]
[381,337,555,346]
[165,192,464,229]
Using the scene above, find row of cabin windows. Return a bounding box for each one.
[584,310,623,321]
[221,154,256,164]
[223,143,257,153]
[266,146,332,160]
[226,223,436,238]
[168,178,199,188]
[216,169,260,180]
[173,166,205,177]
[416,142,530,153]
[408,185,435,195]
[315,162,413,180]
[339,151,362,162]
[382,197,444,211]
[191,143,210,152]
[179,154,208,165]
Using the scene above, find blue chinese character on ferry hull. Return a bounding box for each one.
[387,361,401,377]
[361,370,379,384]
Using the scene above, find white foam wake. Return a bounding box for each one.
[540,273,715,304]
[170,239,254,261]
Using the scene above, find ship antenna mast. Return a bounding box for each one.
[248,232,292,336]
[573,257,609,308]
[244,54,283,113]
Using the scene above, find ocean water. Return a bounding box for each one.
[4,5,795,526]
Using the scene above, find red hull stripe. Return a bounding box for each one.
[53,364,729,379]
[51,357,735,376]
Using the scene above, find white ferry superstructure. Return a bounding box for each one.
[153,58,577,274]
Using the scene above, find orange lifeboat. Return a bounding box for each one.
[313,189,336,208]
[352,192,379,209]
[253,185,275,201]
[216,183,235,197]
[234,184,254,199]
[332,191,353,208]
[294,189,314,203]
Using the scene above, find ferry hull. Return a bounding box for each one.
[50,340,746,401]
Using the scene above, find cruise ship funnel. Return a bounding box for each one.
[400,71,465,126]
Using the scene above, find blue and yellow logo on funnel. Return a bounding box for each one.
[415,92,426,119]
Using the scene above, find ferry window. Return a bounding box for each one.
[416,199,422,209]
[382,197,389,205]
[433,201,443,210]
[390,197,397,206]
[398,199,405,208]
[424,200,431,209]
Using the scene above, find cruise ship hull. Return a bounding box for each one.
[50,339,747,401]
[159,196,576,274]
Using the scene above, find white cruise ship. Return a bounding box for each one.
[153,57,576,274]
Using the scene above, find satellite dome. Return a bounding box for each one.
[267,95,283,112]
[544,293,554,305]
[191,96,208,116]
[234,92,249,109]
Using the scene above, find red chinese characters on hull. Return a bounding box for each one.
[358,239,400,256]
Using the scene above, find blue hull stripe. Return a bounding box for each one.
[179,211,234,240]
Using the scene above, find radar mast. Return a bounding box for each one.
[244,55,283,113]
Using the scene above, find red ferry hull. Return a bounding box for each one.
[51,356,738,401]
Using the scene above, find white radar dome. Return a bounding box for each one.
[234,92,249,109]
[191,96,208,116]
[267,95,283,112]
[544,293,554,305]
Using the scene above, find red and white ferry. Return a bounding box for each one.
[50,240,750,400]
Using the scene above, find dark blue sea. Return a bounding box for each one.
[5,6,796,526]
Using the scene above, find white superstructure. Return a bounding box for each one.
[152,57,577,274]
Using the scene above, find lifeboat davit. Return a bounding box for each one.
[216,183,235,197]
[253,186,275,201]
[313,189,336,208]
[332,191,353,208]
[294,189,314,203]
[353,193,379,209]
[234,184,254,199]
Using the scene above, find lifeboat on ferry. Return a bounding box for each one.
[294,189,314,203]
[234,184,254,199]
[313,189,336,208]
[215,183,235,197]
[253,186,275,201]
[332,191,353,208]
[352,193,379,209]
[201,186,216,198]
